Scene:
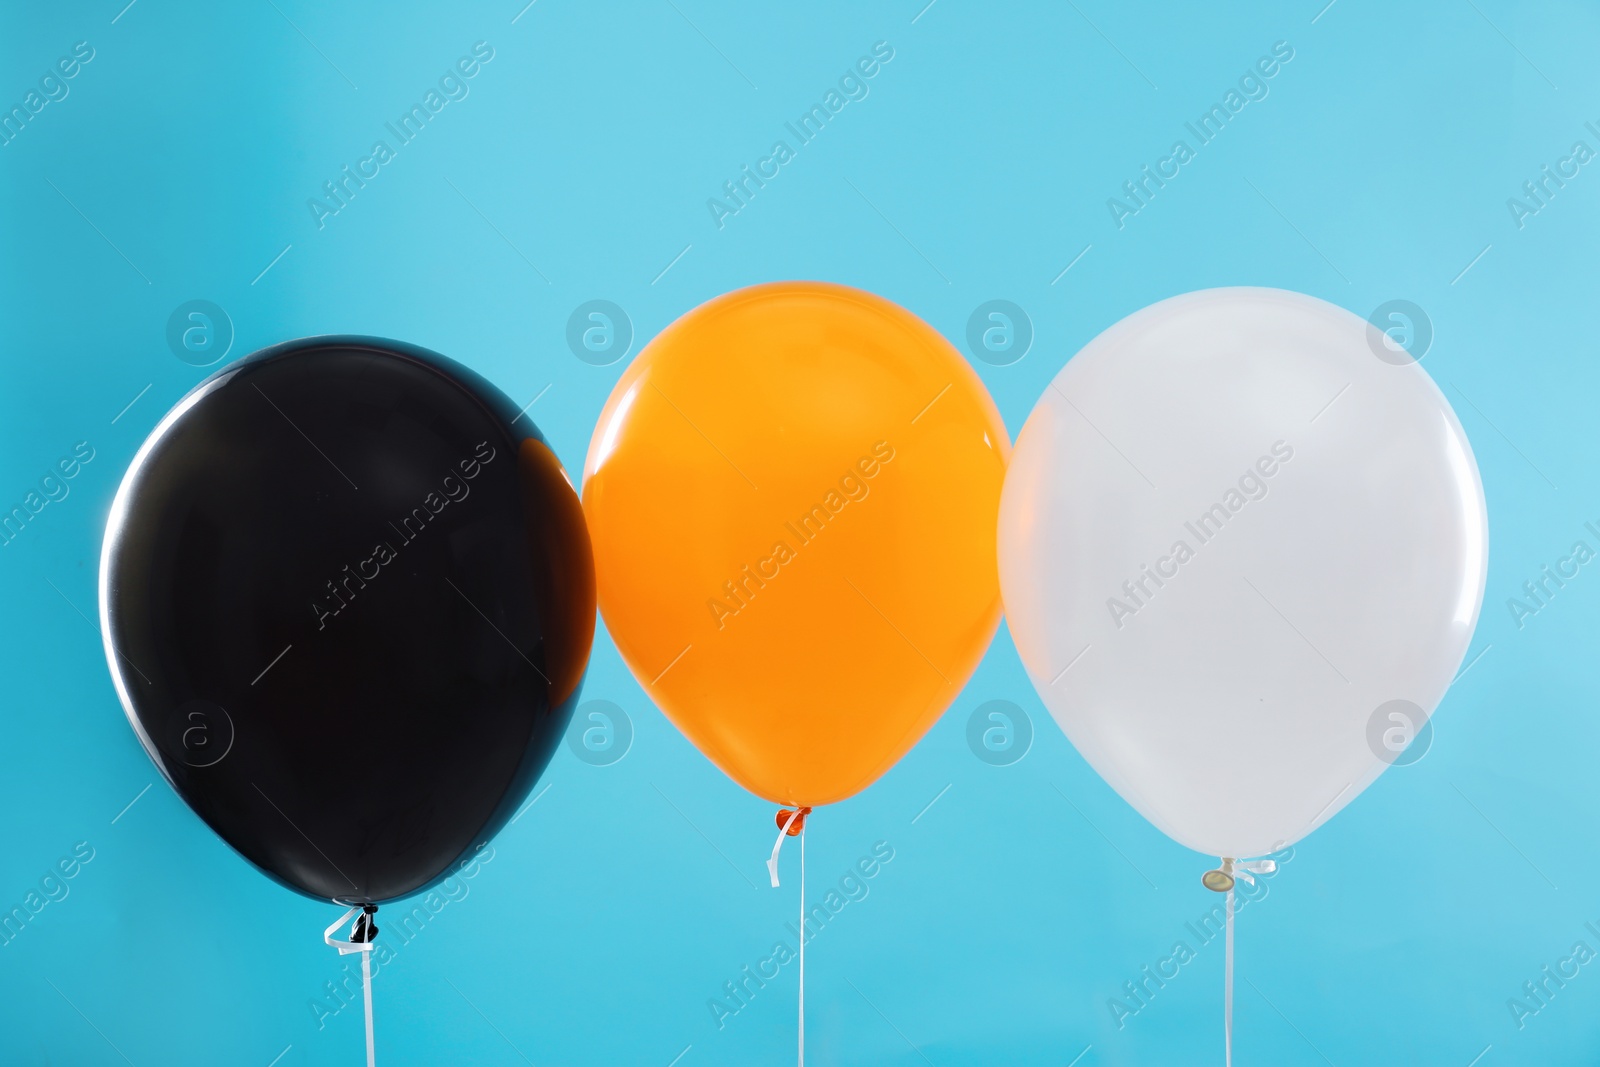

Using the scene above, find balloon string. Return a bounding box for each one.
[768,807,808,887]
[324,905,378,1067]
[769,808,811,1066]
[1206,855,1273,1067]
[1225,886,1234,1067]
[799,824,806,1067]
[362,948,376,1067]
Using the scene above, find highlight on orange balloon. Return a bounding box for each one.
[582,281,1010,808]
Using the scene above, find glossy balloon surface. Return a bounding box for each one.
[584,282,1009,807]
[100,338,595,903]
[999,288,1488,858]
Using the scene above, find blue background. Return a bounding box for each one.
[0,0,1595,1063]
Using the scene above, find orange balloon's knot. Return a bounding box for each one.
[776,807,811,835]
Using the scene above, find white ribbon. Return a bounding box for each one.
[766,809,809,1067]
[1218,858,1276,1067]
[767,808,806,888]
[798,825,806,1067]
[1225,886,1234,1067]
[324,906,378,1067]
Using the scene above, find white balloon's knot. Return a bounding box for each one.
[1202,856,1277,892]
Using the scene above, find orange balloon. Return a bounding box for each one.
[582,282,1010,807]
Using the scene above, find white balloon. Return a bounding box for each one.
[999,288,1487,859]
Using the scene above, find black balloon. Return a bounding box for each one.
[100,337,595,903]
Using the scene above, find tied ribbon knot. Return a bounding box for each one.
[767,807,810,888]
[765,806,814,1067]
[322,902,379,955]
[1203,857,1277,1067]
[325,905,380,1067]
[1202,856,1277,892]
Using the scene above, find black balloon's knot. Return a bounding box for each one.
[351,905,378,943]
